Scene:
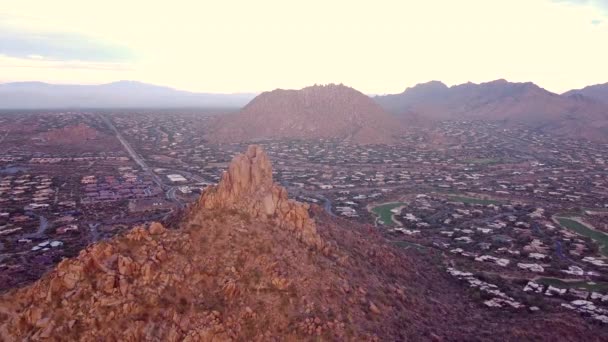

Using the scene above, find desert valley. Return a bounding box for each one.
[1,79,608,340]
[2,0,608,339]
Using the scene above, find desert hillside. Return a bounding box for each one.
[207,84,404,144]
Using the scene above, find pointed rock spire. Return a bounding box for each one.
[194,145,324,249]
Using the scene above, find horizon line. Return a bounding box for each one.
[0,78,605,96]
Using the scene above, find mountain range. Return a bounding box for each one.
[0,81,256,109]
[375,80,608,141]
[2,79,607,142]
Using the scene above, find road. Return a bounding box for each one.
[317,194,336,217]
[288,187,336,217]
[22,214,49,239]
[166,186,186,208]
[98,114,165,189]
[88,223,100,243]
[163,169,204,208]
[99,114,188,209]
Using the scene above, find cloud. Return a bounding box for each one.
[1,1,608,94]
[0,23,134,63]
[553,0,589,4]
[552,0,608,14]
[0,55,132,71]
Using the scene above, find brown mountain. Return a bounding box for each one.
[563,82,608,104]
[376,79,608,141]
[1,145,606,340]
[206,84,404,144]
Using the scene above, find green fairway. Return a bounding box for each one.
[556,217,608,256]
[447,195,502,205]
[536,277,608,292]
[372,202,405,226]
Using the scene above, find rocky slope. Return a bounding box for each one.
[1,146,607,341]
[206,84,404,144]
[375,79,608,141]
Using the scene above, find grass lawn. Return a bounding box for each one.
[372,202,405,226]
[556,217,608,256]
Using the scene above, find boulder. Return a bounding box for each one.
[149,222,166,235]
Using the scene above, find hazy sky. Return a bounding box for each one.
[1,0,607,94]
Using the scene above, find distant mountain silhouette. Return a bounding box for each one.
[563,82,608,104]
[207,84,405,144]
[0,81,256,109]
[375,79,608,141]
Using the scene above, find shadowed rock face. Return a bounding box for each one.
[193,145,324,250]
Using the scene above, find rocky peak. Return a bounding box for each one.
[300,83,353,93]
[205,145,274,201]
[193,145,324,250]
[406,80,448,93]
[207,83,402,145]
